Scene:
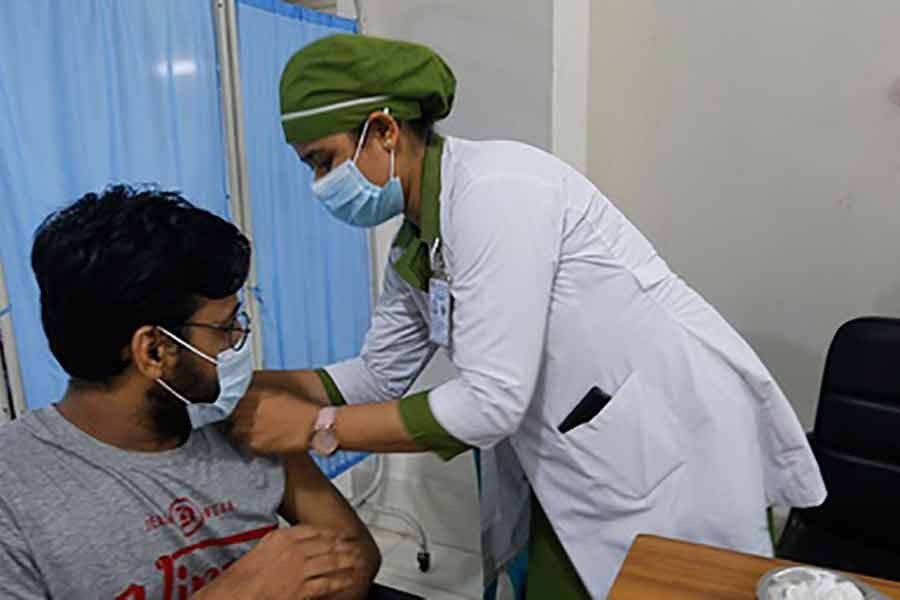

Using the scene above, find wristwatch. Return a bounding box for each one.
[311,406,339,457]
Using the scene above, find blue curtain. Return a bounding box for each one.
[0,0,231,410]
[236,0,371,478]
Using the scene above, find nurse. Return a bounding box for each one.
[231,34,825,599]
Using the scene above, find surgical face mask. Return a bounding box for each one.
[155,327,253,429]
[311,116,404,228]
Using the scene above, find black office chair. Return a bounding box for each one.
[776,317,900,581]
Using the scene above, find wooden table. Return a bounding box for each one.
[608,535,900,599]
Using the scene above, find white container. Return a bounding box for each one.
[757,566,888,600]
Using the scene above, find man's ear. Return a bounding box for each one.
[131,326,176,380]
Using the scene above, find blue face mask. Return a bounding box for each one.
[311,117,404,228]
[155,327,254,429]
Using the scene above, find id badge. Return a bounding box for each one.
[429,277,451,347]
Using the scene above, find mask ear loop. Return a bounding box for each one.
[353,119,372,162]
[157,326,217,365]
[154,327,219,407]
[156,378,192,406]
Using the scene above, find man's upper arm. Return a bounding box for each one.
[278,453,380,599]
[0,497,47,599]
[278,453,369,537]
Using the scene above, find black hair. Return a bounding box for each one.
[402,116,436,144]
[31,185,250,382]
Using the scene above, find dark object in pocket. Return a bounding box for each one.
[558,386,612,433]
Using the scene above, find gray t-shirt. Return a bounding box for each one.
[0,406,284,599]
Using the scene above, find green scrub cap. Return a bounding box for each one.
[279,34,456,144]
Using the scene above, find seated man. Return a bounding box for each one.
[0,186,380,599]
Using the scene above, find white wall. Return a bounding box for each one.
[587,1,900,427]
[551,0,590,173]
[338,0,555,561]
[356,0,553,151]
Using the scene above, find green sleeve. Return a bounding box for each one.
[316,370,468,461]
[398,391,470,461]
[315,369,346,406]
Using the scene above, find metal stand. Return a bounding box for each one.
[0,258,25,420]
[212,0,265,370]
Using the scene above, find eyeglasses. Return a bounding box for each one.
[183,310,251,352]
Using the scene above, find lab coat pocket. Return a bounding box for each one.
[563,371,686,500]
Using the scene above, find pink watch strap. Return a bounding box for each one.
[314,406,337,431]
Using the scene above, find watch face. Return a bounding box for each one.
[312,430,339,456]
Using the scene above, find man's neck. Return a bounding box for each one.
[56,381,185,452]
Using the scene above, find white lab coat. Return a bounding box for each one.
[327,137,826,597]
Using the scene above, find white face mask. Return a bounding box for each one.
[155,327,254,429]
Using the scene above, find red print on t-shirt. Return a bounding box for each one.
[169,498,204,538]
[144,497,239,538]
[118,495,276,600]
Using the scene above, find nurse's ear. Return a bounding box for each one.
[365,110,400,153]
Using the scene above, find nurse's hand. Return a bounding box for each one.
[227,387,318,454]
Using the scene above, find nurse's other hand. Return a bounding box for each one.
[227,388,317,454]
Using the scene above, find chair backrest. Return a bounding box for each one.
[813,317,900,461]
[788,317,900,551]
